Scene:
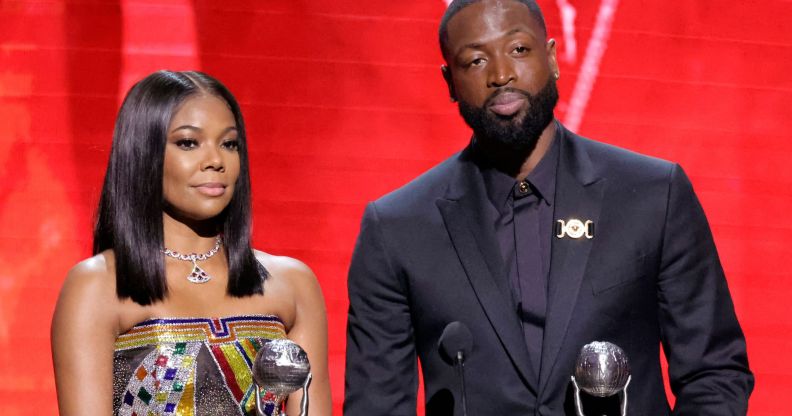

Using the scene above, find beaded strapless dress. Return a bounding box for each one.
[113,315,286,416]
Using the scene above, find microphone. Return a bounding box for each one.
[438,321,473,416]
[570,341,631,416]
[252,338,312,416]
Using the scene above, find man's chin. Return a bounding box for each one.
[475,129,534,149]
[489,113,529,132]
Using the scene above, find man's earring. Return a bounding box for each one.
[450,96,457,103]
[554,72,560,80]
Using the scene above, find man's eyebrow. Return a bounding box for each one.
[505,28,537,39]
[459,42,484,52]
[457,28,536,53]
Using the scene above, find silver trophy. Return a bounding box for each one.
[570,341,631,416]
[252,338,312,416]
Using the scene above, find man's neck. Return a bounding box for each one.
[474,120,557,181]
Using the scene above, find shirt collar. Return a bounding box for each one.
[474,129,560,215]
[525,133,559,205]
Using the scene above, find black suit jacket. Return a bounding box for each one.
[344,125,753,415]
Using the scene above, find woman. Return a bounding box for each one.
[51,70,331,415]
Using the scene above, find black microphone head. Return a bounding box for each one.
[438,321,473,365]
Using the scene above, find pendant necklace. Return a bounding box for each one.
[162,236,222,284]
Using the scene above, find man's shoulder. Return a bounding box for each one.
[372,151,462,213]
[571,131,676,181]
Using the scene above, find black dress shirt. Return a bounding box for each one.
[474,134,560,382]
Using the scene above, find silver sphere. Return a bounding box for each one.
[574,341,631,397]
[252,338,311,397]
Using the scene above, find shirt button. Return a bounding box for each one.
[517,181,530,195]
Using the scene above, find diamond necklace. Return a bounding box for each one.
[162,236,222,284]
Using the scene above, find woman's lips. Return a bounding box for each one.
[488,92,526,117]
[194,183,226,197]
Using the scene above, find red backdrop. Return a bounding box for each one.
[0,0,789,414]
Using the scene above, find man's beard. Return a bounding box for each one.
[458,77,559,152]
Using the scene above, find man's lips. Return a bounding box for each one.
[194,183,227,197]
[488,91,527,117]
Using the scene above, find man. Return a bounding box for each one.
[344,0,753,414]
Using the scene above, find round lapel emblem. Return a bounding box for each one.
[565,219,586,239]
[556,219,595,239]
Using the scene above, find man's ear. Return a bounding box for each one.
[546,38,560,80]
[441,65,457,103]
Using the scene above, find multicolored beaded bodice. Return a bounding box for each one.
[113,315,286,416]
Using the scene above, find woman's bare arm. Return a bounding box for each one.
[266,256,332,416]
[51,255,119,415]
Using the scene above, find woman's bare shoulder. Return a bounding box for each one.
[253,249,316,282]
[55,250,119,326]
[253,249,324,300]
[63,250,116,293]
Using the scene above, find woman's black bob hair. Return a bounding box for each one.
[93,70,265,305]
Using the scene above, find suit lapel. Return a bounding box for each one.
[436,150,538,391]
[539,128,605,395]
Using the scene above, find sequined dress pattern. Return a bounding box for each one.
[113,315,286,416]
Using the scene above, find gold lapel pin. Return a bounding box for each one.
[556,219,594,239]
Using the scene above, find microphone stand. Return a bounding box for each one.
[439,321,473,416]
[455,351,468,416]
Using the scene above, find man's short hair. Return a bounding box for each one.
[439,0,547,58]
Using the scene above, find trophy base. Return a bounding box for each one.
[577,394,622,415]
[571,375,630,416]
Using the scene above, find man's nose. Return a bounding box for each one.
[487,56,516,88]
